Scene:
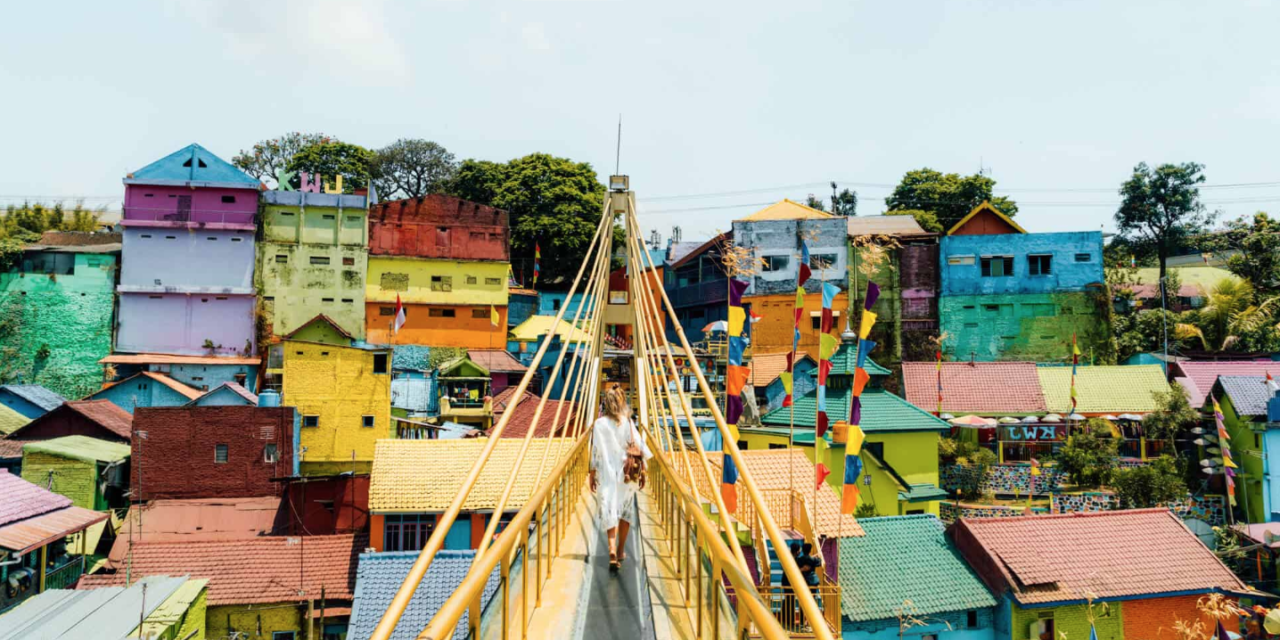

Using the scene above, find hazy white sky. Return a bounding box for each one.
[2,0,1277,241]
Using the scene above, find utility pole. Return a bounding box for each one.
[1160,276,1169,376]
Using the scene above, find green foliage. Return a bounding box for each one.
[884,168,1018,232]
[854,502,878,518]
[1057,422,1119,488]
[372,139,458,200]
[0,203,103,271]
[445,153,607,285]
[1110,455,1187,509]
[1112,308,1183,362]
[1175,277,1280,352]
[287,141,376,193]
[1223,213,1280,295]
[833,188,858,217]
[233,132,333,185]
[939,436,997,501]
[804,194,825,211]
[1143,387,1198,445]
[885,209,942,233]
[1115,162,1215,280]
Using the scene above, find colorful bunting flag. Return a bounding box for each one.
[721,453,739,514]
[935,349,943,417]
[841,454,864,514]
[815,463,830,491]
[533,243,541,287]
[840,283,882,515]
[724,278,751,432]
[785,241,812,408]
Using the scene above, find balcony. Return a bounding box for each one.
[122,207,256,230]
[667,280,728,309]
[44,556,86,591]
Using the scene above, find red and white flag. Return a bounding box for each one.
[393,294,407,334]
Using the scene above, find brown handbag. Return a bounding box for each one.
[623,440,646,486]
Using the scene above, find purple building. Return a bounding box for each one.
[116,144,261,356]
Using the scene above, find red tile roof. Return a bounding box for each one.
[491,387,576,439]
[64,400,134,439]
[1173,361,1280,408]
[747,352,814,388]
[951,509,1246,605]
[0,469,71,526]
[902,361,1047,416]
[107,497,283,564]
[81,533,364,606]
[0,504,107,554]
[467,349,528,374]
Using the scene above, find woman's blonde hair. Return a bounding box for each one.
[602,387,630,422]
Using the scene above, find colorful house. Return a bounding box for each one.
[2,400,132,459]
[368,438,574,552]
[1170,361,1280,410]
[20,436,129,511]
[663,232,730,344]
[271,315,391,475]
[365,195,510,347]
[760,337,950,516]
[186,381,258,407]
[390,345,436,418]
[0,575,208,640]
[1216,376,1280,523]
[258,189,371,340]
[467,349,528,395]
[838,515,997,640]
[99,352,261,394]
[0,405,29,439]
[130,405,296,500]
[0,231,120,399]
[347,550,499,640]
[80,533,364,640]
[846,215,940,366]
[0,384,64,419]
[938,203,1109,362]
[87,370,203,414]
[950,509,1248,640]
[732,201,850,359]
[117,144,261,357]
[0,470,108,613]
[436,355,493,431]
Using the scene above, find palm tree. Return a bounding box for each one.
[1175,277,1280,351]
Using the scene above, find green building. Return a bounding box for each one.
[0,232,120,399]
[846,215,940,368]
[1216,375,1277,524]
[20,436,130,511]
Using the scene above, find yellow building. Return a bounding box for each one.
[365,256,510,347]
[273,315,392,475]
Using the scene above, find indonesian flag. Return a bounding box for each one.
[749,309,763,324]
[393,294,407,334]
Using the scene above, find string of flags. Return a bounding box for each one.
[814,281,840,491]
[781,241,813,409]
[1214,395,1238,506]
[841,283,879,514]
[1070,333,1080,413]
[533,242,541,287]
[720,277,751,514]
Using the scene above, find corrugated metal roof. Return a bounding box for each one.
[186,381,258,407]
[1037,365,1169,414]
[1218,375,1274,417]
[0,575,192,640]
[846,215,930,237]
[902,361,1047,416]
[0,503,108,554]
[125,143,259,188]
[0,384,67,412]
[22,435,130,464]
[108,497,282,565]
[98,371,203,401]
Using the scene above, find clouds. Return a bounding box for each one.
[168,0,410,87]
[520,22,552,52]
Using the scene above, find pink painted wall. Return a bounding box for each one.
[123,184,258,229]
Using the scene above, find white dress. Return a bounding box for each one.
[590,415,652,529]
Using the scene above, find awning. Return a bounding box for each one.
[0,505,108,554]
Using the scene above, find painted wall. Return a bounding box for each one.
[731,217,848,296]
[940,231,1104,297]
[282,341,391,475]
[826,429,943,517]
[208,603,303,640]
[508,291,537,328]
[89,377,193,414]
[1121,595,1238,640]
[1264,427,1280,523]
[20,453,100,510]
[760,358,818,414]
[746,292,850,360]
[1010,601,1120,640]
[0,253,117,399]
[843,608,994,640]
[1222,395,1266,523]
[366,257,508,307]
[369,513,472,552]
[123,184,257,229]
[0,391,51,419]
[537,292,593,318]
[939,292,1111,362]
[368,195,509,261]
[119,228,255,290]
[116,293,256,356]
[109,362,258,393]
[365,303,508,348]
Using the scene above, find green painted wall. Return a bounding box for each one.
[0,253,117,398]
[848,244,902,364]
[1222,395,1264,523]
[1011,602,1123,640]
[20,452,98,509]
[939,291,1112,363]
[825,430,942,516]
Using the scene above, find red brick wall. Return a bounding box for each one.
[1122,595,1239,640]
[369,195,509,261]
[133,406,295,500]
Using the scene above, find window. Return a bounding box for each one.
[980,256,1014,277]
[140,234,152,239]
[810,253,838,270]
[768,443,788,450]
[275,254,288,263]
[552,299,562,311]
[465,275,478,285]
[737,440,749,451]
[429,308,456,318]
[380,306,396,316]
[472,309,488,318]
[430,275,452,292]
[232,237,243,242]
[373,353,389,374]
[215,444,228,464]
[1074,252,1092,262]
[341,298,354,304]
[485,277,502,286]
[321,298,334,303]
[343,257,355,266]
[322,214,336,220]
[264,444,278,463]
[967,610,979,629]
[310,256,331,265]
[761,255,790,272]
[207,237,218,241]
[303,415,319,427]
[221,195,236,203]
[362,415,375,428]
[273,632,297,640]
[864,441,884,460]
[383,514,436,552]
[1028,254,1052,276]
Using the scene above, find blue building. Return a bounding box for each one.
[87,372,202,414]
[100,354,261,394]
[508,289,538,328]
[938,203,1109,362]
[186,381,258,407]
[535,291,594,318]
[838,515,996,640]
[663,232,730,344]
[0,385,65,419]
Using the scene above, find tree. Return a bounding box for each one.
[827,185,858,216]
[804,194,826,211]
[1175,277,1280,352]
[938,437,997,501]
[1057,422,1119,488]
[885,209,942,233]
[233,132,333,186]
[1142,387,1198,452]
[286,141,376,193]
[1224,213,1280,295]
[1111,455,1186,509]
[372,139,459,200]
[445,153,607,285]
[884,168,1018,232]
[1115,162,1215,282]
[1113,308,1184,362]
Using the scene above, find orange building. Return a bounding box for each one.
[745,291,849,360]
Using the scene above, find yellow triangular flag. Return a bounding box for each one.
[728,307,746,336]
[819,333,839,360]
[847,425,865,456]
[858,310,877,339]
[779,371,793,395]
[490,304,499,327]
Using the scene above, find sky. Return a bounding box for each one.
[2,0,1278,242]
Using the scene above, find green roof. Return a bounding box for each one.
[760,387,949,433]
[838,515,996,622]
[1037,364,1169,414]
[825,340,891,377]
[0,404,30,436]
[898,484,949,503]
[23,435,131,463]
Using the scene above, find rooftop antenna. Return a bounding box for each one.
[671,226,682,243]
[615,115,622,175]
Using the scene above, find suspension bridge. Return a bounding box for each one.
[368,176,840,640]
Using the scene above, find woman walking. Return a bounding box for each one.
[589,387,652,571]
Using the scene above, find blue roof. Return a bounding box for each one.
[126,144,259,188]
[392,345,433,371]
[1219,375,1275,418]
[0,384,66,412]
[348,551,499,640]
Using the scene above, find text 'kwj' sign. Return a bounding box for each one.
[274,168,346,194]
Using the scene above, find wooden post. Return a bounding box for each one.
[306,597,314,640]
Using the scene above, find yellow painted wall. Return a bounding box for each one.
[366,256,509,306]
[208,603,303,640]
[282,340,391,474]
